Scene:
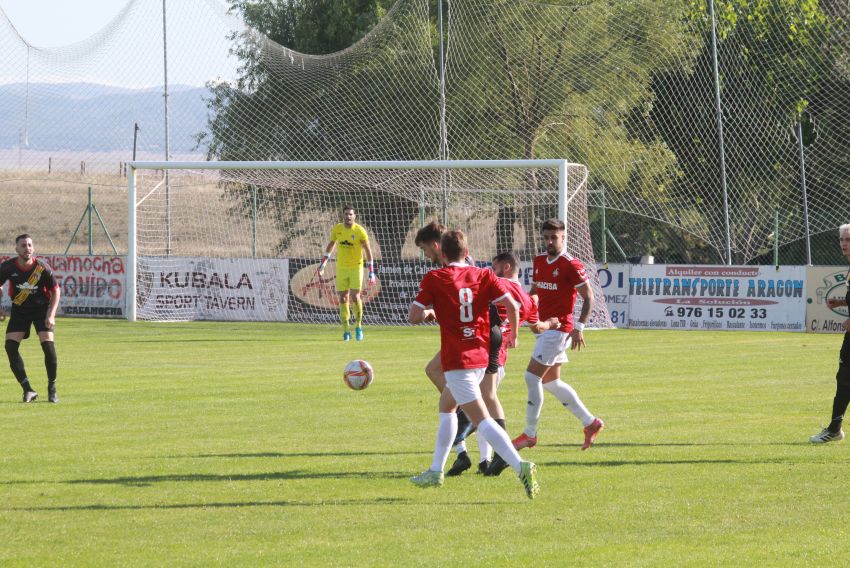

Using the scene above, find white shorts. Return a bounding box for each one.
[531,329,572,367]
[444,368,486,405]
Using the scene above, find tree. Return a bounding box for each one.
[197,0,438,257]
[644,0,847,263]
[443,0,697,255]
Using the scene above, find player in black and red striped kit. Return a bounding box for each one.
[0,234,61,403]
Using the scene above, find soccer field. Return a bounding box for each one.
[0,319,845,566]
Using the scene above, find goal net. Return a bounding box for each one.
[127,159,612,328]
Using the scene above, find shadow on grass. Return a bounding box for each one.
[547,441,811,449]
[540,457,798,467]
[113,338,279,343]
[4,497,412,512]
[60,470,411,487]
[175,451,427,459]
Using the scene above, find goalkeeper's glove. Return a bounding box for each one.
[318,254,330,276]
[367,261,376,284]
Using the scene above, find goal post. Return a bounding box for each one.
[126,159,610,327]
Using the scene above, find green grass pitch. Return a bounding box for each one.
[0,319,846,566]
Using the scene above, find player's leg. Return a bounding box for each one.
[541,360,604,450]
[424,351,445,392]
[459,393,539,499]
[37,329,58,403]
[446,409,474,476]
[352,266,365,340]
[811,334,850,443]
[5,311,37,401]
[513,356,549,450]
[482,367,514,475]
[411,386,459,488]
[337,279,351,340]
[5,335,35,400]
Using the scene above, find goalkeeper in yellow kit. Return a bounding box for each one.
[317,206,376,341]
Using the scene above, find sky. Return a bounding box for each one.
[0,0,241,86]
[1,0,125,47]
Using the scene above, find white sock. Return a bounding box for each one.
[478,437,492,463]
[543,379,594,426]
[524,371,544,437]
[478,418,523,474]
[453,441,467,455]
[430,413,458,472]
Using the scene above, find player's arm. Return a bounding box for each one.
[408,303,435,324]
[529,283,538,306]
[571,282,593,351]
[410,274,434,324]
[46,285,60,330]
[361,239,376,284]
[528,316,560,334]
[0,272,6,320]
[493,294,520,348]
[318,240,336,275]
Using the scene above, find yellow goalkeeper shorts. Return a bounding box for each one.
[335,266,364,292]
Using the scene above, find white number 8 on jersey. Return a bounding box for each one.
[459,287,473,322]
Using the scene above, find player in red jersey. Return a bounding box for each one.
[414,221,502,476]
[408,230,539,498]
[512,218,604,452]
[482,252,561,475]
[0,234,61,402]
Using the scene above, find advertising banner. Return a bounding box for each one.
[0,254,126,318]
[287,258,426,324]
[628,265,806,332]
[136,257,288,321]
[805,266,849,334]
[596,263,631,327]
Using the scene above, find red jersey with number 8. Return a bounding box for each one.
[532,252,588,330]
[414,264,511,371]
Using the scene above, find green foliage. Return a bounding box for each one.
[643,0,846,262]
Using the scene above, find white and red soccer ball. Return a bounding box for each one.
[343,360,374,390]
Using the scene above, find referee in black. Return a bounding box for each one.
[810,223,850,443]
[0,234,61,403]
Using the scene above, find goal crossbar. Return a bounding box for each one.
[126,159,580,322]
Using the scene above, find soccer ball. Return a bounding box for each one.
[343,360,374,391]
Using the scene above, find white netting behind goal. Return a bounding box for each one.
[2,0,847,283]
[130,161,612,327]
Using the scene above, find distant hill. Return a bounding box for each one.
[0,82,210,153]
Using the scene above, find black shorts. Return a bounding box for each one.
[840,331,850,367]
[6,305,50,339]
[486,324,503,374]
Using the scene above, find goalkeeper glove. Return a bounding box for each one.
[318,254,330,276]
[368,261,376,284]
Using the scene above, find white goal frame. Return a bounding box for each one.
[125,159,580,322]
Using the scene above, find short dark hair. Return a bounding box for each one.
[342,206,355,214]
[492,251,520,276]
[541,218,565,232]
[440,230,467,262]
[415,221,446,246]
[15,233,31,244]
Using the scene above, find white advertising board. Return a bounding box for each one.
[1,254,126,318]
[136,257,289,321]
[628,265,806,332]
[805,266,849,334]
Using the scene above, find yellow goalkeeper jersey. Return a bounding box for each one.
[329,222,369,269]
